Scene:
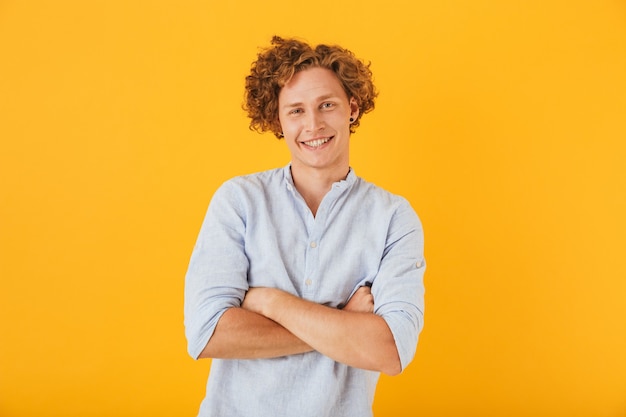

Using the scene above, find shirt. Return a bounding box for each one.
[184,164,425,417]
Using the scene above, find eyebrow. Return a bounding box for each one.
[281,94,339,110]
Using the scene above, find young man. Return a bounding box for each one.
[184,36,425,417]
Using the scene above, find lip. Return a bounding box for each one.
[301,136,334,149]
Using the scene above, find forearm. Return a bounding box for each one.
[198,307,313,359]
[255,290,402,375]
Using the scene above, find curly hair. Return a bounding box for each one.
[244,36,378,139]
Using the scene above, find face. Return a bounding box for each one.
[278,67,359,177]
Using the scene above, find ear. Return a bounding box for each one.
[275,120,285,138]
[349,97,360,121]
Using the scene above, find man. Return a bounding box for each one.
[184,36,425,417]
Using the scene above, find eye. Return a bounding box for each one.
[321,102,335,109]
[289,108,303,115]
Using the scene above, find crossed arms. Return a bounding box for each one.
[185,180,425,377]
[198,285,403,376]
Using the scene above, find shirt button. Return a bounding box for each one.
[416,260,424,268]
[310,241,317,248]
[305,279,312,286]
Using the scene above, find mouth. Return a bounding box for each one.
[302,136,333,148]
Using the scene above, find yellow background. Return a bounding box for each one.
[1,1,625,416]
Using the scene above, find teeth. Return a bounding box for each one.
[304,138,330,147]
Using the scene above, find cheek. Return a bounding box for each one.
[280,119,299,137]
[330,114,351,131]
[278,115,288,132]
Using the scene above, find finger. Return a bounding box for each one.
[358,286,371,295]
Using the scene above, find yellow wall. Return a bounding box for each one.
[1,1,625,416]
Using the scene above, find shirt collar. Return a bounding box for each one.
[282,163,357,190]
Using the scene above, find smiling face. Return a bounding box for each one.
[278,67,359,179]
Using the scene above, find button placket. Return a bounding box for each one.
[302,216,323,295]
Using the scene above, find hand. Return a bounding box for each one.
[342,285,374,313]
[242,287,279,316]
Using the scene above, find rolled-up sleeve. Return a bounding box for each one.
[373,199,426,371]
[184,182,249,359]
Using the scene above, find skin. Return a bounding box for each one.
[277,67,360,216]
[200,286,375,360]
[199,67,402,375]
[242,286,401,375]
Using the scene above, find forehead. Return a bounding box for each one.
[279,67,348,106]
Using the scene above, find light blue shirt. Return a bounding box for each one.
[184,165,425,417]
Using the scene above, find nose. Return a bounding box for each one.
[305,111,325,132]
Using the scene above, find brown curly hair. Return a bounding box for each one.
[244,36,378,139]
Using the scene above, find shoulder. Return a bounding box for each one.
[353,176,414,211]
[209,167,285,213]
[216,167,283,196]
[352,176,423,233]
[224,167,283,188]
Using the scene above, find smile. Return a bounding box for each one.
[303,137,332,148]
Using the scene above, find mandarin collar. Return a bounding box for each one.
[282,163,356,190]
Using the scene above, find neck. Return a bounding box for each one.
[290,164,350,216]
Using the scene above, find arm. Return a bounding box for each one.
[243,285,402,375]
[197,307,312,359]
[241,198,425,375]
[185,181,379,361]
[200,284,376,359]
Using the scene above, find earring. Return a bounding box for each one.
[349,117,354,123]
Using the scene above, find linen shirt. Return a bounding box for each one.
[184,165,425,417]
